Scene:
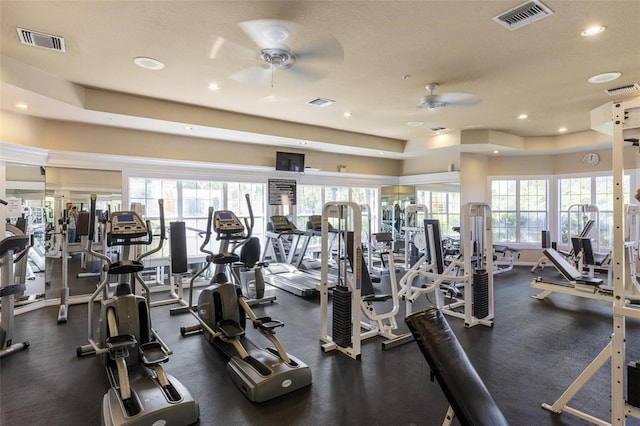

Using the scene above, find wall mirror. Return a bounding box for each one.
[44,167,122,302]
[5,163,47,306]
[380,185,416,238]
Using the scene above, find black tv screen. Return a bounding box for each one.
[276,151,305,172]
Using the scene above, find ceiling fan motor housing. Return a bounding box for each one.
[261,48,295,69]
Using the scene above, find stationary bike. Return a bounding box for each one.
[76,195,199,425]
[180,196,311,402]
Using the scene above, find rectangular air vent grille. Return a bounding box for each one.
[605,83,640,96]
[17,27,65,52]
[429,126,448,133]
[307,97,335,107]
[493,0,553,30]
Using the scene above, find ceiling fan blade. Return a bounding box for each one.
[238,19,299,50]
[230,66,272,85]
[438,92,482,107]
[207,35,255,61]
[295,35,344,65]
[282,64,328,83]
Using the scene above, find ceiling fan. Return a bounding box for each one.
[418,83,481,110]
[232,19,343,87]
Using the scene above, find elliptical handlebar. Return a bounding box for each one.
[199,207,215,257]
[244,193,254,239]
[138,199,165,262]
[230,194,254,254]
[87,194,111,265]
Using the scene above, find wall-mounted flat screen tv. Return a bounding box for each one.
[275,151,305,172]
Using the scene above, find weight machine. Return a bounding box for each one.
[319,202,412,360]
[401,204,428,270]
[438,203,494,328]
[541,99,640,425]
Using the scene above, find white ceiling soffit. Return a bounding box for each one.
[493,0,554,30]
[16,27,65,52]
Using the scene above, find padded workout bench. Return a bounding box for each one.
[405,308,508,426]
[531,247,612,301]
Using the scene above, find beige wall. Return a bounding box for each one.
[460,153,488,205]
[45,167,121,188]
[0,110,46,147]
[2,111,401,176]
[488,146,635,176]
[401,149,459,176]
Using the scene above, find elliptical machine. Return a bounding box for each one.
[0,199,31,359]
[179,195,311,402]
[76,195,199,425]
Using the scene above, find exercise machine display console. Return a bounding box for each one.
[214,210,245,236]
[109,211,147,238]
[270,215,296,233]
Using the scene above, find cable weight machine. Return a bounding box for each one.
[437,202,494,328]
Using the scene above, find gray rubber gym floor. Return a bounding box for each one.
[2,266,640,425]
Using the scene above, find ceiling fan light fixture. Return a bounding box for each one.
[263,26,289,43]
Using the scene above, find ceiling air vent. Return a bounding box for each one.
[605,83,640,96]
[493,0,553,30]
[307,97,335,107]
[429,126,448,133]
[16,27,65,52]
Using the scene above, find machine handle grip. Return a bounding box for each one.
[201,207,214,249]
[244,193,254,239]
[88,194,97,241]
[158,199,166,241]
[0,199,7,206]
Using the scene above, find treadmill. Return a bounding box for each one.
[261,216,319,297]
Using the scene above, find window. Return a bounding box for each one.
[416,190,460,238]
[558,175,630,247]
[490,179,548,244]
[128,177,265,258]
[295,185,379,235]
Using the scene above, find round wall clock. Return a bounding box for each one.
[582,152,600,166]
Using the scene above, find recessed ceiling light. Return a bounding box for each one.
[517,113,528,120]
[184,126,193,131]
[14,103,28,109]
[379,151,384,156]
[588,72,622,84]
[343,111,352,118]
[558,127,567,133]
[208,83,221,91]
[407,121,423,126]
[133,57,164,70]
[581,26,606,36]
[493,150,500,154]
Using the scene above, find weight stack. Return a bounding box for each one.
[472,269,489,319]
[332,285,352,348]
[628,362,640,408]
